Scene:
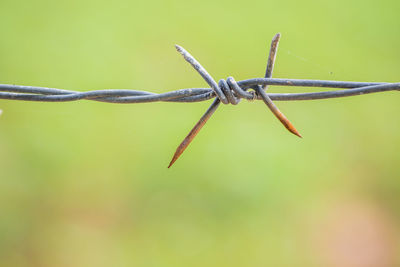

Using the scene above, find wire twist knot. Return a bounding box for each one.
[216,77,256,105]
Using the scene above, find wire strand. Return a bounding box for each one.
[0,79,398,103]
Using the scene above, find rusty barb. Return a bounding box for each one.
[0,34,399,167]
[169,33,301,168]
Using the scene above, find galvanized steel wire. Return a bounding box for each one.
[0,79,399,104]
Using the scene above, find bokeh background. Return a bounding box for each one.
[0,0,399,266]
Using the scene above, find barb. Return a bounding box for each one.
[0,34,399,167]
[257,33,301,138]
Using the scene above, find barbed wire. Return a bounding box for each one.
[0,79,398,103]
[0,33,398,167]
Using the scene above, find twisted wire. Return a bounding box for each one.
[0,79,398,104]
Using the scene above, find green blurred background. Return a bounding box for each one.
[0,0,399,266]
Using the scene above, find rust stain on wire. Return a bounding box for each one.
[258,33,301,138]
[0,34,399,167]
[168,98,220,168]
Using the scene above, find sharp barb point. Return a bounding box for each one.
[168,98,220,168]
[175,44,183,52]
